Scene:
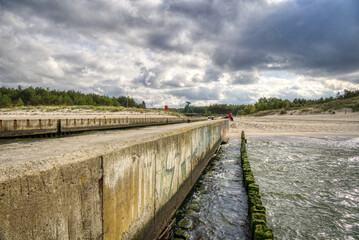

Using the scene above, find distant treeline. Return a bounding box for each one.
[1,86,358,114]
[190,89,359,115]
[0,86,146,108]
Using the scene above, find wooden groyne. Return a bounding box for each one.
[240,131,273,240]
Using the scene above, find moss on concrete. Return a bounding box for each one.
[178,219,193,229]
[184,210,196,216]
[188,203,200,211]
[175,230,189,239]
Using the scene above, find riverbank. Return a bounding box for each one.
[228,111,359,138]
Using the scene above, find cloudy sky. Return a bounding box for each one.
[0,0,358,107]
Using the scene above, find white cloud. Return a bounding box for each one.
[266,0,291,5]
[0,0,358,107]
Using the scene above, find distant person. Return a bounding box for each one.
[228,113,233,121]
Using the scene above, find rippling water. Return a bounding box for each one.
[247,136,359,240]
[173,139,249,239]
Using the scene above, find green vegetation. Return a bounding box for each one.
[183,89,359,116]
[240,131,273,240]
[2,86,358,116]
[0,86,145,108]
[174,230,189,239]
[178,219,193,229]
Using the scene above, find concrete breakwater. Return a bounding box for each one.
[240,131,273,239]
[0,119,228,239]
[0,117,207,138]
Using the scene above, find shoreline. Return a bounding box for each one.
[1,109,358,139]
[228,111,359,138]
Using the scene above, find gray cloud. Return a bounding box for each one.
[91,80,124,97]
[214,0,359,80]
[231,72,261,85]
[0,0,358,107]
[168,87,220,101]
[203,68,223,82]
[133,65,163,89]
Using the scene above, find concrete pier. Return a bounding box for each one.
[0,117,208,138]
[0,119,229,239]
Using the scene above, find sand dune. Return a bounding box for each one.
[228,111,359,138]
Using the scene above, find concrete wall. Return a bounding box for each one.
[0,119,58,136]
[102,120,229,239]
[0,117,207,137]
[0,156,103,240]
[0,120,228,239]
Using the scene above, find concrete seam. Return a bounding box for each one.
[99,156,104,240]
[154,143,157,237]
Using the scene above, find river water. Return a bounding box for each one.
[247,136,359,240]
[173,136,359,240]
[172,139,250,239]
[3,133,358,239]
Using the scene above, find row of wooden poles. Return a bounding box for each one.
[240,131,274,240]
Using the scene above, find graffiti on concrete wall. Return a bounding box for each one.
[155,122,226,205]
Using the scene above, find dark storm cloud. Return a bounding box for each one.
[0,0,358,106]
[0,0,140,31]
[166,0,232,35]
[214,0,359,82]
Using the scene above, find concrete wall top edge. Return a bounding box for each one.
[0,116,192,121]
[0,120,228,182]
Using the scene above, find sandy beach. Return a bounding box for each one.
[0,108,177,120]
[228,111,359,138]
[1,108,359,138]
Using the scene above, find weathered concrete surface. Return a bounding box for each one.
[0,119,58,137]
[0,156,103,240]
[0,120,228,239]
[0,117,207,137]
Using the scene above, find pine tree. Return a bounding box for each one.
[16,97,24,106]
[0,94,12,107]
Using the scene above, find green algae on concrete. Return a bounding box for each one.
[188,203,200,211]
[184,210,196,216]
[178,219,193,229]
[175,230,189,239]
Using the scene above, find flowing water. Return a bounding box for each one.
[3,133,358,239]
[173,136,359,240]
[172,139,250,240]
[247,136,359,240]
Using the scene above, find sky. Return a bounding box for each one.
[0,0,358,108]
